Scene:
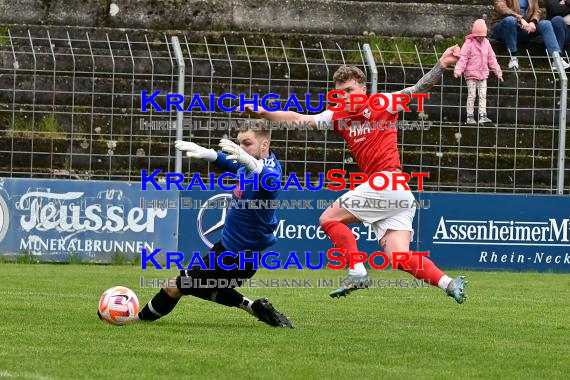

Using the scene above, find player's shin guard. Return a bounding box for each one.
[396,252,446,287]
[322,220,366,275]
[138,288,180,321]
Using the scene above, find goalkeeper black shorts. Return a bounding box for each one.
[176,241,258,294]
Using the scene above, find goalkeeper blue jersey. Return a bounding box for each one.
[213,150,282,252]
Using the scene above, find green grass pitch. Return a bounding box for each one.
[1,263,569,379]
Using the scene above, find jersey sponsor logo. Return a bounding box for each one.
[348,122,373,138]
[263,157,276,168]
[197,194,231,249]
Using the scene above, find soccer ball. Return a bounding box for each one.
[98,286,139,325]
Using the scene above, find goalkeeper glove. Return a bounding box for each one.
[174,140,217,162]
[218,138,263,173]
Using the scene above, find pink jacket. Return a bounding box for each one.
[454,35,502,80]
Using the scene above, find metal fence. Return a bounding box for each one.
[0,29,568,194]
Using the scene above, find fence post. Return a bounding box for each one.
[171,36,185,174]
[553,54,567,194]
[362,44,377,95]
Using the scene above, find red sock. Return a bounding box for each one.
[321,220,358,265]
[397,253,445,287]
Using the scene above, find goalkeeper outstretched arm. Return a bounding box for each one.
[174,140,238,173]
[174,139,263,174]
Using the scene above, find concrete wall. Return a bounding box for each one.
[0,0,494,37]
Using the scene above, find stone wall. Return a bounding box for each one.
[0,0,494,37]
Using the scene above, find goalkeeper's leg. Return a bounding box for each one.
[136,274,250,322]
[176,247,293,328]
[179,286,293,328]
[137,243,232,322]
[137,283,182,322]
[136,262,236,322]
[139,243,293,327]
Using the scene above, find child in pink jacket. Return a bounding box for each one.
[454,19,503,124]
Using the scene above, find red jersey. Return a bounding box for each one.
[315,98,401,176]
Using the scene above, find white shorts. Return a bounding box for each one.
[337,171,416,242]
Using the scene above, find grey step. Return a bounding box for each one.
[0,78,563,127]
[2,22,560,67]
[343,0,493,4]
[0,73,561,106]
[0,1,494,38]
[0,51,559,92]
[0,43,560,101]
[2,119,567,161]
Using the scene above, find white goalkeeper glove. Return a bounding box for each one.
[174,140,217,162]
[218,138,263,173]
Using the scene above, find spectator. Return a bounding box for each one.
[546,0,570,60]
[455,19,503,125]
[491,0,570,69]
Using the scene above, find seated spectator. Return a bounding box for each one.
[491,0,570,69]
[546,0,570,59]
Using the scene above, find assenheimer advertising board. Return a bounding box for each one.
[416,192,570,272]
[179,188,570,272]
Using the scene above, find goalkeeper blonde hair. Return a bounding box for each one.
[239,119,272,141]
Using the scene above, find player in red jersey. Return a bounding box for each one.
[242,45,467,304]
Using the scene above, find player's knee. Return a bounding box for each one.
[383,250,393,265]
[319,203,349,226]
[166,278,183,298]
[319,212,330,226]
